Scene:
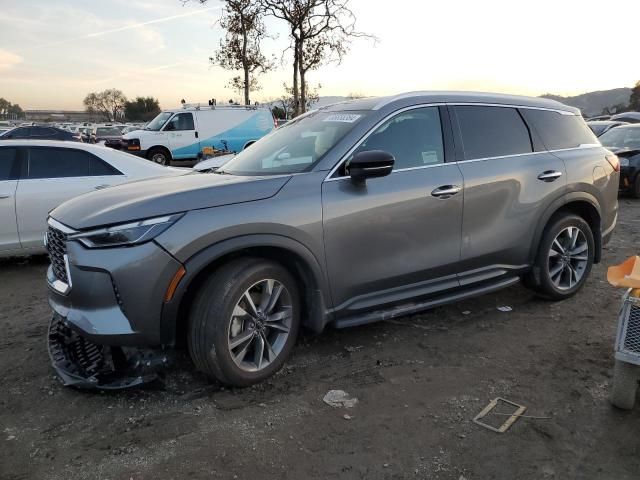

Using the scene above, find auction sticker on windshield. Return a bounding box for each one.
[323,114,362,123]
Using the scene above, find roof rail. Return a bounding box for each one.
[180,102,269,111]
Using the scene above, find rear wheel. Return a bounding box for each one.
[147,147,170,166]
[187,258,300,387]
[526,214,594,300]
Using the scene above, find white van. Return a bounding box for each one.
[122,104,275,165]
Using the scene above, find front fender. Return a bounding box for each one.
[160,234,332,344]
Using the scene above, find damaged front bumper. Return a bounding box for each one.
[48,314,170,390]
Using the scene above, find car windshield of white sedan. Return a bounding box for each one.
[600,127,640,150]
[145,112,173,131]
[220,110,369,175]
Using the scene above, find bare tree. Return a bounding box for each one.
[262,0,372,116]
[83,89,127,121]
[200,0,273,106]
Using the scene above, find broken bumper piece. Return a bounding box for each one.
[48,314,169,390]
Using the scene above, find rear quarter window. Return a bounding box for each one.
[520,109,597,150]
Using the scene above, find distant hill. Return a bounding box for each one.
[540,88,631,117]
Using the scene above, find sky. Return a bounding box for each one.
[1,0,639,111]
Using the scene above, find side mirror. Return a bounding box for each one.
[348,150,394,183]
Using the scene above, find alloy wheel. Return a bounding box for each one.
[547,226,589,291]
[151,153,166,165]
[227,279,293,372]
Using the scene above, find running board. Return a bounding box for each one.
[332,276,520,329]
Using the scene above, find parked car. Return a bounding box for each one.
[121,125,142,135]
[91,126,123,147]
[0,126,82,142]
[599,124,640,197]
[0,141,184,257]
[121,105,276,165]
[77,126,93,143]
[192,153,235,172]
[587,120,627,137]
[587,115,611,121]
[46,92,618,389]
[610,112,640,124]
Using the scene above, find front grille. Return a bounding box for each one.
[623,304,640,355]
[47,226,68,283]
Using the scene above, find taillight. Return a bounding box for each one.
[606,154,620,172]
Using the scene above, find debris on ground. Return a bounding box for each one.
[323,390,358,408]
[497,306,513,312]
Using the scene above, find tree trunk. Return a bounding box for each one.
[298,39,306,114]
[292,41,300,117]
[241,15,250,105]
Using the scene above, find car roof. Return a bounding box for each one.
[0,139,111,151]
[320,91,579,114]
[608,123,640,130]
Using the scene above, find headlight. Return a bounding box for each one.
[619,157,630,167]
[69,214,183,248]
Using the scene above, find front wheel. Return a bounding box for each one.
[188,258,300,387]
[526,214,595,300]
[147,147,170,166]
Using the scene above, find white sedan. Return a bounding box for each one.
[0,140,184,257]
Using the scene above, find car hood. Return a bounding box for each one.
[51,173,292,230]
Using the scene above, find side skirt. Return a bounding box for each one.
[331,276,520,329]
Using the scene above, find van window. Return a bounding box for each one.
[520,109,598,150]
[454,106,532,160]
[164,113,194,131]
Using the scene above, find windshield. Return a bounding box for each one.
[221,110,369,175]
[146,112,173,131]
[599,127,640,150]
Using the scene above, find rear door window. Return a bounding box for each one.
[453,106,533,160]
[27,147,121,178]
[0,148,18,180]
[520,109,597,150]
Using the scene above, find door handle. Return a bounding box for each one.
[537,170,563,182]
[0,194,11,199]
[94,184,110,190]
[431,185,462,198]
[195,131,199,138]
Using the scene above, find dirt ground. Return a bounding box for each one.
[1,200,640,480]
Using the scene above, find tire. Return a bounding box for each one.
[147,147,170,166]
[611,360,639,410]
[187,258,300,387]
[633,174,640,199]
[526,214,595,300]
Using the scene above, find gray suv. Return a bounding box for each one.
[46,92,619,389]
